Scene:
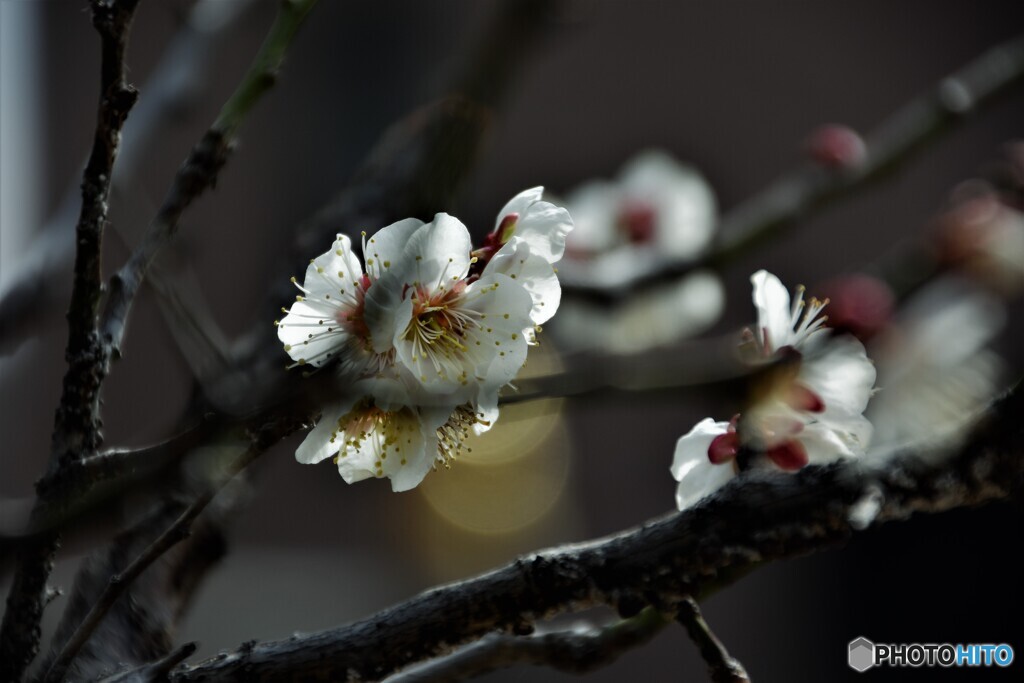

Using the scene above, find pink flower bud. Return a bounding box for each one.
[805,124,867,170]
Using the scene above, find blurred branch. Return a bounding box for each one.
[170,384,1023,681]
[99,0,320,357]
[676,598,749,683]
[40,443,262,683]
[0,1,141,677]
[384,608,668,683]
[100,643,198,683]
[562,32,1024,302]
[0,0,259,355]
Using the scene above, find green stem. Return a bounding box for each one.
[213,0,319,137]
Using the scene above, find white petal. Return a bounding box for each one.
[295,399,357,464]
[670,418,729,479]
[799,423,856,464]
[363,218,424,280]
[499,199,574,265]
[462,273,534,389]
[485,244,561,325]
[472,390,500,436]
[801,335,876,418]
[750,269,793,351]
[407,213,473,289]
[563,181,621,254]
[384,409,438,492]
[301,235,365,300]
[494,187,544,231]
[277,300,352,367]
[671,418,733,510]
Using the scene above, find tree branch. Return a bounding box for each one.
[676,598,749,683]
[168,385,1023,682]
[384,608,668,683]
[561,31,1024,302]
[0,1,141,677]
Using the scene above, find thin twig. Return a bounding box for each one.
[676,598,749,683]
[40,445,262,683]
[99,0,319,357]
[0,1,141,677]
[0,0,259,356]
[561,32,1024,302]
[169,384,1023,682]
[385,608,668,683]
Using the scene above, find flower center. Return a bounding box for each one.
[403,281,479,380]
[617,200,657,244]
[335,273,373,341]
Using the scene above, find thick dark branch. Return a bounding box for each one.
[99,0,319,357]
[385,608,667,683]
[169,387,1023,682]
[561,32,1024,302]
[0,2,141,678]
[676,598,749,683]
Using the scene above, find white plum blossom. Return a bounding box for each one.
[867,277,1006,452]
[275,218,423,376]
[671,270,876,510]
[279,189,573,491]
[295,397,487,492]
[551,150,724,354]
[563,149,716,264]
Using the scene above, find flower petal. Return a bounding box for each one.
[671,419,734,510]
[502,198,574,265]
[485,244,561,325]
[801,335,876,420]
[494,187,544,231]
[751,269,793,351]
[363,218,424,280]
[277,300,353,367]
[295,399,357,464]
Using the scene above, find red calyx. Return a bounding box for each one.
[765,439,809,471]
[618,200,657,244]
[707,432,740,464]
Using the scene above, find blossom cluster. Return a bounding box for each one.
[277,189,573,491]
[671,270,876,509]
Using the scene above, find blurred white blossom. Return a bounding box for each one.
[551,150,723,354]
[867,277,1006,452]
[672,270,876,510]
[278,189,573,491]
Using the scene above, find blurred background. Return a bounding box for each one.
[2,1,1023,680]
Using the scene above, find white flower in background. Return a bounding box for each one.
[276,218,423,376]
[671,270,876,510]
[551,150,724,354]
[282,189,572,491]
[867,277,1006,452]
[564,149,716,264]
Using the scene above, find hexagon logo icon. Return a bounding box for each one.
[848,637,875,672]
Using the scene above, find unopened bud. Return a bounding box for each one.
[805,124,867,170]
